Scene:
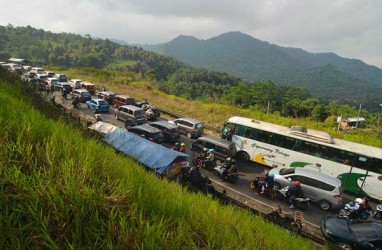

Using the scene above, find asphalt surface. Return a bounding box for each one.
[58,92,368,227]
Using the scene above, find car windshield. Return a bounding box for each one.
[98,100,108,105]
[350,223,381,242]
[279,168,296,175]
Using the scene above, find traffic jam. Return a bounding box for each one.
[3,59,382,249]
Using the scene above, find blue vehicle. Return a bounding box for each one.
[86,99,110,112]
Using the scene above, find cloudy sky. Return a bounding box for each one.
[1,0,381,68]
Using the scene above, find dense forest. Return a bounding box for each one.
[0,25,377,123]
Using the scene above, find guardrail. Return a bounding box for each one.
[157,107,221,133]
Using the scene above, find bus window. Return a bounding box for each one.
[236,125,246,137]
[301,141,322,157]
[354,155,368,170]
[291,139,302,151]
[282,137,297,150]
[257,131,270,143]
[368,158,382,174]
[244,127,254,139]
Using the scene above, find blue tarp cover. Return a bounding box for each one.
[100,125,189,174]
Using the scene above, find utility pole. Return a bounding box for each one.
[356,103,362,128]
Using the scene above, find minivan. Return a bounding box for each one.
[69,79,82,89]
[113,95,136,108]
[191,135,237,162]
[147,121,180,142]
[114,105,146,125]
[269,167,343,211]
[71,89,92,102]
[170,117,204,139]
[128,124,164,144]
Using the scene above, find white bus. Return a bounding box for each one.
[221,116,382,200]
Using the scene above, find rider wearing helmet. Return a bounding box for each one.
[179,142,186,153]
[172,142,180,151]
[289,180,303,209]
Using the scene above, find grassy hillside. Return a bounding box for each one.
[0,69,320,248]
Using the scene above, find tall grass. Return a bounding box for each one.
[0,72,323,248]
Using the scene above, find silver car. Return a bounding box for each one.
[269,167,343,211]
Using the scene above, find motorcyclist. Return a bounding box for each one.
[172,142,180,151]
[288,180,303,209]
[62,88,68,100]
[205,148,215,168]
[72,96,80,108]
[258,172,275,194]
[179,142,186,153]
[221,157,237,180]
[359,197,372,220]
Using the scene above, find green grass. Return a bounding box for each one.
[0,70,322,248]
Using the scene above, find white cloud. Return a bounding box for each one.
[0,0,381,68]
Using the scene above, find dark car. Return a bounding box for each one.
[147,121,180,142]
[71,89,92,103]
[128,124,164,144]
[97,91,116,104]
[191,135,237,163]
[142,104,161,121]
[321,215,382,249]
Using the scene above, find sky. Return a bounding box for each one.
[1,0,381,68]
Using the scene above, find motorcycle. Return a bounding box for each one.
[276,186,310,210]
[213,163,239,184]
[179,166,216,197]
[267,209,303,232]
[72,98,80,109]
[373,200,382,220]
[249,176,275,199]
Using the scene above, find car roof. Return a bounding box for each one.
[120,105,142,110]
[70,79,82,82]
[130,124,162,133]
[75,89,89,93]
[276,167,341,186]
[176,117,202,124]
[149,120,178,129]
[195,135,235,148]
[101,91,115,95]
[115,94,134,99]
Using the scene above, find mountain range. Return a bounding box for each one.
[139,32,382,107]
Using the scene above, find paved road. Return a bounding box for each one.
[60,93,346,227]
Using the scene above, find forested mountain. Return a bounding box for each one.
[143,32,382,108]
[0,24,378,120]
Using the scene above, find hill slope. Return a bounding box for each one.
[144,32,382,104]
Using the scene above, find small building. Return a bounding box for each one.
[340,117,365,130]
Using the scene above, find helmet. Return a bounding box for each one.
[175,142,179,147]
[294,180,301,186]
[208,149,215,153]
[355,198,363,204]
[203,148,208,152]
[180,143,185,147]
[226,157,231,162]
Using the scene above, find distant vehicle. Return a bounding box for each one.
[86,99,110,112]
[147,121,180,142]
[57,82,72,93]
[71,89,91,102]
[46,77,60,89]
[169,117,204,139]
[45,71,55,78]
[68,79,82,89]
[31,67,45,75]
[97,91,116,104]
[114,105,146,125]
[321,215,382,249]
[81,82,96,95]
[142,104,160,121]
[128,124,164,144]
[191,135,237,163]
[113,95,136,108]
[269,167,343,211]
[55,73,68,83]
[220,116,382,200]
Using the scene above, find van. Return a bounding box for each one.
[69,79,82,89]
[191,135,237,162]
[170,117,204,139]
[270,167,343,211]
[114,105,146,125]
[71,89,92,102]
[81,82,96,95]
[113,95,136,108]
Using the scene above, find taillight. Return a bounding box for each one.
[149,137,156,142]
[334,194,342,200]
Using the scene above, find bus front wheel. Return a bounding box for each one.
[237,151,249,162]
